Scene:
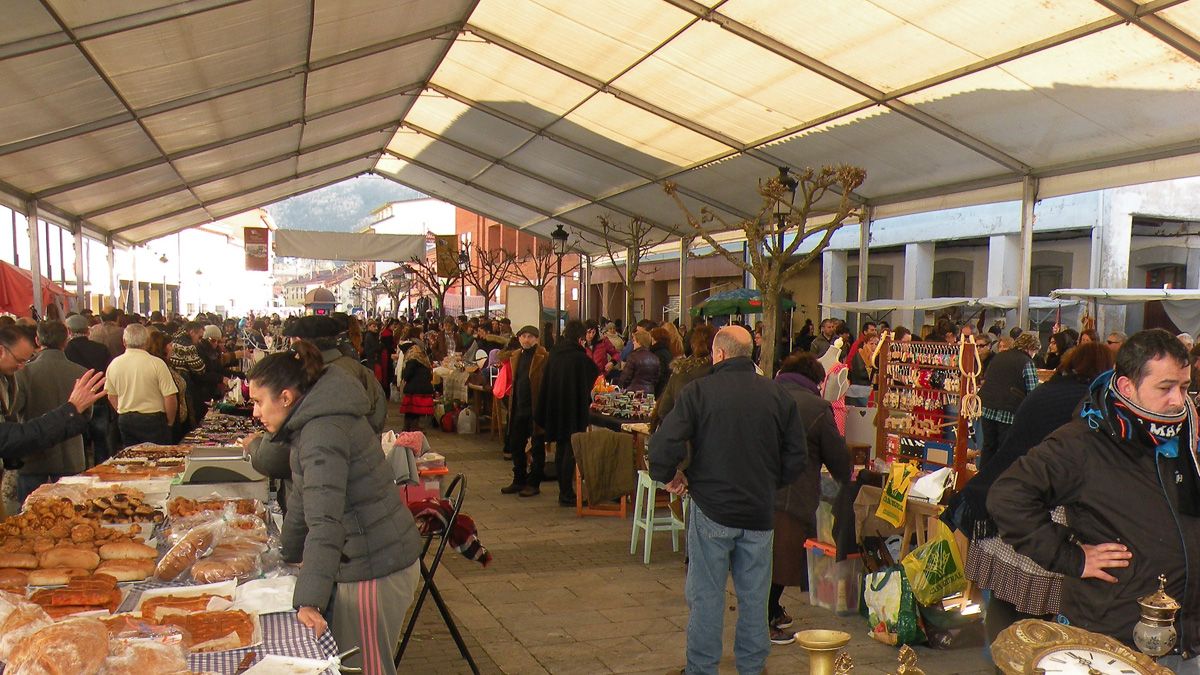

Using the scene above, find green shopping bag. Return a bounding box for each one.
[901,520,966,606]
[862,566,926,646]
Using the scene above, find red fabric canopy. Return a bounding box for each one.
[0,261,72,317]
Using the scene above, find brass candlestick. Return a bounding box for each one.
[795,629,852,675]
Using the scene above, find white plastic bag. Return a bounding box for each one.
[381,431,397,454]
[456,407,476,434]
[909,467,954,504]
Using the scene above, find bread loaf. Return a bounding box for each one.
[0,553,37,569]
[95,559,154,582]
[0,603,51,660]
[140,593,229,623]
[6,616,109,675]
[161,609,254,652]
[154,524,216,581]
[98,541,157,560]
[39,547,100,570]
[101,640,189,675]
[0,567,29,588]
[26,567,90,587]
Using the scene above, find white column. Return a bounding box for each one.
[903,242,935,330]
[822,249,848,321]
[25,200,42,318]
[1016,177,1038,330]
[987,234,1021,327]
[1096,191,1140,335]
[73,221,85,310]
[743,242,756,291]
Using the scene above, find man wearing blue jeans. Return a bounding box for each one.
[649,326,807,674]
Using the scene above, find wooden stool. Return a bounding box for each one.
[575,466,628,518]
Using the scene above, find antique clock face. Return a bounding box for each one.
[1033,646,1143,674]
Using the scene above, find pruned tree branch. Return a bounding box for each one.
[665,164,866,375]
[462,244,515,315]
[575,214,673,325]
[402,253,461,316]
[510,243,579,295]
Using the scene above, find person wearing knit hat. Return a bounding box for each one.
[516,325,539,338]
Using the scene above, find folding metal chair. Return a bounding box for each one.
[394,474,480,674]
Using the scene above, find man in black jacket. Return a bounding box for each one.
[534,320,598,506]
[65,314,116,464]
[0,326,107,513]
[990,329,1200,670]
[649,326,807,675]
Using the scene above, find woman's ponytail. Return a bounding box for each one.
[248,339,326,397]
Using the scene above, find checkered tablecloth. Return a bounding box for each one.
[120,579,340,674]
[965,536,1063,616]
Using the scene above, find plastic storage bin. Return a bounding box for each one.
[804,539,862,615]
[815,501,835,545]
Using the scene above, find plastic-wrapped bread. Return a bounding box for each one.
[154,520,219,581]
[6,617,110,675]
[99,639,189,675]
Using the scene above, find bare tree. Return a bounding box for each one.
[509,242,580,309]
[377,268,413,315]
[665,165,866,375]
[575,216,672,328]
[402,254,461,318]
[462,244,515,317]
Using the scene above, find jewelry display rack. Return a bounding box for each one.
[874,333,981,487]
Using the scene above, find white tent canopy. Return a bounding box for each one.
[5,1,1200,249]
[273,230,424,262]
[1050,288,1200,304]
[822,296,1080,314]
[1052,288,1200,335]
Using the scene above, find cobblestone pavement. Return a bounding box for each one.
[394,412,994,674]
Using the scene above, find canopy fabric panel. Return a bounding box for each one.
[4,0,1200,249]
[273,230,425,262]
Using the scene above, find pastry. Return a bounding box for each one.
[161,609,254,652]
[140,593,230,623]
[154,524,216,581]
[0,552,37,569]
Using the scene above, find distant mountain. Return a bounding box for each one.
[266,176,425,232]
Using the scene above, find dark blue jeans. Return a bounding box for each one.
[117,412,171,448]
[88,400,116,465]
[16,473,59,505]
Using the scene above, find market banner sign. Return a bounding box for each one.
[434,235,460,277]
[244,227,270,271]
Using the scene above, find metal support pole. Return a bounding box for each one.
[44,219,52,283]
[73,221,85,311]
[10,209,17,267]
[130,245,139,315]
[25,200,42,318]
[857,206,873,333]
[678,238,692,327]
[1016,177,1038,330]
[579,254,589,320]
[555,253,563,335]
[58,226,65,287]
[624,246,634,328]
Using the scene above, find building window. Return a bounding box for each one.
[847,275,887,302]
[932,270,966,298]
[1031,265,1064,297]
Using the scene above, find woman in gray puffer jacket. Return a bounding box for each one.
[248,342,421,675]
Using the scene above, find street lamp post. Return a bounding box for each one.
[551,224,570,337]
[458,248,470,318]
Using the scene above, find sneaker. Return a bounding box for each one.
[519,485,540,497]
[770,607,793,629]
[500,483,524,495]
[769,626,796,645]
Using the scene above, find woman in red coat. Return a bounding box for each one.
[584,320,619,377]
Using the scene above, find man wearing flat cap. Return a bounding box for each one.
[499,325,548,497]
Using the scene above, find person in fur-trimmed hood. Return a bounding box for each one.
[650,324,717,433]
[990,329,1200,669]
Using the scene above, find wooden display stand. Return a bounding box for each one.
[874,334,977,488]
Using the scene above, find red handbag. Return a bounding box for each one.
[492,361,513,398]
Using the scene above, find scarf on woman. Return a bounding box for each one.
[405,344,431,369]
[775,371,821,396]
